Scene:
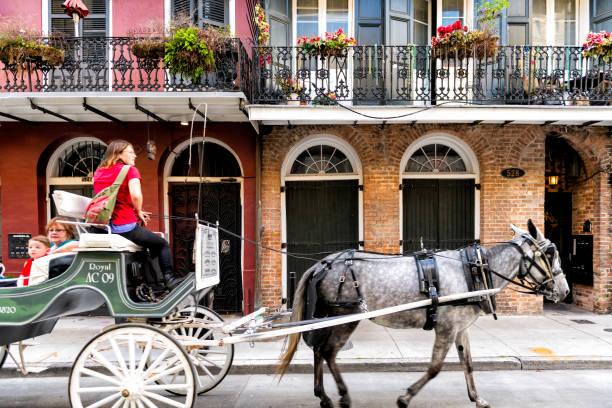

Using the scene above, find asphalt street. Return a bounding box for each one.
[0,370,610,408]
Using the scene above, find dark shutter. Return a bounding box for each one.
[355,0,383,45]
[402,179,474,253]
[285,180,359,287]
[172,0,192,18]
[592,0,612,31]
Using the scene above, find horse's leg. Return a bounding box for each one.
[456,329,490,408]
[321,322,359,408]
[314,347,334,408]
[397,329,456,408]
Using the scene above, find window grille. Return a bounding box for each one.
[290,145,353,174]
[405,144,467,173]
[56,141,107,178]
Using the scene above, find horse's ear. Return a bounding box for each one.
[527,219,538,240]
[510,223,527,236]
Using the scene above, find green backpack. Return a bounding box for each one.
[84,165,131,225]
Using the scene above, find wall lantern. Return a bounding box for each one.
[548,175,559,186]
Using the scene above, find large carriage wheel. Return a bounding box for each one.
[155,306,234,395]
[69,323,197,408]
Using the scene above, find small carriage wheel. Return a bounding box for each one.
[0,345,7,370]
[155,306,234,395]
[68,323,197,408]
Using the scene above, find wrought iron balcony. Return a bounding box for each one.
[0,37,251,94]
[252,45,612,106]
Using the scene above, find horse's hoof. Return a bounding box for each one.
[475,398,490,408]
[339,396,351,408]
[397,396,411,408]
[320,399,334,408]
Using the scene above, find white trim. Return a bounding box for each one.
[163,137,245,298]
[280,134,363,298]
[229,0,236,35]
[399,133,480,251]
[42,0,50,36]
[164,0,172,30]
[45,137,107,221]
[108,0,113,36]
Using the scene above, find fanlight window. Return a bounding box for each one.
[171,143,241,177]
[57,141,107,177]
[290,144,353,174]
[405,143,466,173]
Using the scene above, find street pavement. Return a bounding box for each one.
[2,303,612,377]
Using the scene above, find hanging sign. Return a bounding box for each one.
[501,168,525,179]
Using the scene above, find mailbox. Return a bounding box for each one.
[570,235,593,286]
[8,234,32,259]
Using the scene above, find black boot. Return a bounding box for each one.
[165,273,186,290]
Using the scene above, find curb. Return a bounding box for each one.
[4,356,612,378]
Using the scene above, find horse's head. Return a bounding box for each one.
[510,219,570,303]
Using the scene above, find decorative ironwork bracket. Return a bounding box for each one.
[83,98,124,125]
[0,111,36,125]
[29,98,77,123]
[135,98,171,126]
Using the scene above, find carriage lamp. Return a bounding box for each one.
[547,175,559,186]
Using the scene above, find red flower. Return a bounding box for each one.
[464,26,468,32]
[452,20,462,30]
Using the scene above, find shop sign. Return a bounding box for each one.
[501,168,525,179]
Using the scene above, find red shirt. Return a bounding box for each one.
[20,258,34,286]
[93,164,141,225]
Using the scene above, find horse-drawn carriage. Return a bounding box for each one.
[0,191,569,408]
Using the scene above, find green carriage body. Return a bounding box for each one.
[0,249,195,346]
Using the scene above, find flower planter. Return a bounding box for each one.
[287,92,300,105]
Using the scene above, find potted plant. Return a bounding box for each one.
[163,26,216,83]
[582,31,612,63]
[279,77,303,105]
[0,17,64,68]
[431,20,498,60]
[297,28,355,57]
[312,91,337,105]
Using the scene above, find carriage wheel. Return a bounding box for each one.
[69,323,197,408]
[155,306,234,395]
[0,345,7,370]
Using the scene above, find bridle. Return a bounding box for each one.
[504,235,562,297]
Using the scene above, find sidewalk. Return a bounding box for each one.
[2,303,611,377]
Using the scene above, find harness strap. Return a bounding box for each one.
[330,250,363,308]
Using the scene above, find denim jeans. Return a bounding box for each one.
[119,225,173,276]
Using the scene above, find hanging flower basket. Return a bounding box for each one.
[297,28,355,57]
[432,21,498,60]
[131,39,166,60]
[582,31,612,63]
[0,38,64,67]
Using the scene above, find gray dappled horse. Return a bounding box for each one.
[278,220,569,408]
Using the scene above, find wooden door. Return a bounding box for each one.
[285,180,359,290]
[170,182,243,313]
[402,179,475,252]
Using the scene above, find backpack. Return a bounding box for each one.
[84,165,131,225]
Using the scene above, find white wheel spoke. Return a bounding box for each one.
[197,356,223,369]
[136,336,153,374]
[79,367,123,386]
[91,349,125,379]
[130,401,136,408]
[78,386,122,393]
[145,363,187,384]
[110,337,129,374]
[179,327,186,337]
[122,400,129,408]
[136,400,146,408]
[129,333,136,373]
[197,349,227,355]
[195,360,214,379]
[140,395,160,408]
[191,327,204,339]
[111,397,124,408]
[143,384,191,391]
[143,391,187,408]
[143,348,172,376]
[84,392,122,408]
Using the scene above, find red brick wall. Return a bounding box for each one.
[260,124,611,314]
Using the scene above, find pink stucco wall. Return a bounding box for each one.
[235,0,254,48]
[0,0,42,29]
[111,0,165,36]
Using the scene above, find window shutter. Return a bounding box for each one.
[51,18,76,35]
[82,18,107,36]
[202,0,226,25]
[173,0,192,18]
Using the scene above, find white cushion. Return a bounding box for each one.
[78,233,142,252]
[25,253,74,287]
[52,190,91,220]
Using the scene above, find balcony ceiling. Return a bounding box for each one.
[0,93,250,124]
[247,105,612,127]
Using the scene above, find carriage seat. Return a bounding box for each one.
[28,253,77,286]
[77,233,143,252]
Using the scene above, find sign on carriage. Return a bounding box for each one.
[194,224,220,290]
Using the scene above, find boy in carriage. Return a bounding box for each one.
[17,235,51,287]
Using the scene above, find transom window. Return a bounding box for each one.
[295,0,349,41]
[405,143,466,173]
[56,141,107,177]
[291,144,353,174]
[171,142,241,177]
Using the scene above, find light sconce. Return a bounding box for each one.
[180,120,189,126]
[548,175,559,186]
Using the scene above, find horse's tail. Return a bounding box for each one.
[276,263,315,378]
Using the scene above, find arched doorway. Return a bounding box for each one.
[400,134,479,252]
[545,135,589,303]
[46,138,107,218]
[165,139,244,314]
[281,135,363,298]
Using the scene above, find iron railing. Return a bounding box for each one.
[252,45,612,105]
[0,37,250,94]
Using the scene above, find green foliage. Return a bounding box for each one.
[163,27,215,82]
[477,0,508,33]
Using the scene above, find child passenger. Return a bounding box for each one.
[18,235,51,287]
